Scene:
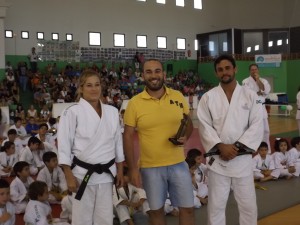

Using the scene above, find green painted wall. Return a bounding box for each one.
[0,69,4,80]
[198,60,298,103]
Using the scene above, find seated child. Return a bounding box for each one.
[19,136,43,175]
[24,181,70,225]
[186,149,208,206]
[2,129,24,160]
[0,141,18,177]
[37,152,67,203]
[253,142,277,182]
[113,167,150,225]
[0,179,15,225]
[10,161,34,214]
[164,195,179,217]
[287,137,300,177]
[272,138,295,179]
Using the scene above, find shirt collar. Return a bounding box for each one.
[141,85,170,99]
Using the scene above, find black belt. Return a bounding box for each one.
[204,142,253,158]
[71,156,115,200]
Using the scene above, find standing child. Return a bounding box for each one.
[287,137,300,177]
[253,142,277,182]
[273,138,295,179]
[24,181,70,225]
[0,179,15,225]
[37,152,67,203]
[0,141,18,177]
[19,136,43,175]
[10,161,34,214]
[113,167,150,225]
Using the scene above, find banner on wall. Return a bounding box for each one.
[255,54,281,68]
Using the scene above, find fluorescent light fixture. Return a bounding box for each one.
[223,42,228,51]
[194,0,202,9]
[268,41,273,47]
[246,47,251,53]
[209,41,214,51]
[194,40,198,51]
[254,45,259,51]
[176,0,184,7]
[277,39,282,46]
[52,33,59,40]
[21,31,29,39]
[66,33,73,41]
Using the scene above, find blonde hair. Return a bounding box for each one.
[75,69,101,102]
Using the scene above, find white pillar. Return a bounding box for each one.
[0,0,10,79]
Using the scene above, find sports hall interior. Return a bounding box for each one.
[1,0,300,224]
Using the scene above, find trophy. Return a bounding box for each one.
[169,114,189,145]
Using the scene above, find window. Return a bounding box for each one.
[268,41,273,47]
[89,32,101,46]
[157,0,165,4]
[37,32,44,40]
[157,36,167,49]
[254,45,260,51]
[66,33,73,41]
[21,31,29,39]
[114,33,125,47]
[277,39,282,46]
[5,30,13,38]
[177,38,186,50]
[52,33,59,40]
[176,0,184,7]
[137,35,147,48]
[243,32,263,54]
[194,0,202,9]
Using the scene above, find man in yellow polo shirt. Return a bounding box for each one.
[124,59,195,225]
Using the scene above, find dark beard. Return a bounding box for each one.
[144,79,164,91]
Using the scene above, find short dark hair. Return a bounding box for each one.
[142,59,163,72]
[28,181,48,200]
[13,161,29,176]
[214,55,236,72]
[7,129,17,136]
[186,148,202,160]
[28,136,42,146]
[48,117,56,126]
[14,116,22,124]
[258,142,268,149]
[39,123,48,130]
[0,179,9,188]
[1,141,14,152]
[291,137,300,148]
[249,63,259,71]
[42,151,57,163]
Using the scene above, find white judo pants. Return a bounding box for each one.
[207,170,257,225]
[72,181,113,225]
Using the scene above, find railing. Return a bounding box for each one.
[198,53,300,63]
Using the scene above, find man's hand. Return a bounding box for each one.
[217,143,239,161]
[128,168,142,188]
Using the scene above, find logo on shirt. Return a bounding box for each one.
[256,100,263,104]
[170,100,183,108]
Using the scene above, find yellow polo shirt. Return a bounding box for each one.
[124,87,189,168]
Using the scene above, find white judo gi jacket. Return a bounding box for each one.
[287,147,300,177]
[0,151,18,176]
[37,166,67,192]
[58,98,124,185]
[197,83,263,177]
[0,201,15,225]
[10,176,34,214]
[24,200,51,225]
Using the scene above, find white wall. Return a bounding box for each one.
[3,0,300,58]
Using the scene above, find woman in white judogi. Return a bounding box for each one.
[197,55,263,225]
[58,70,124,225]
[0,141,18,177]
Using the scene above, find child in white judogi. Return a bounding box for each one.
[186,149,208,207]
[24,181,70,225]
[19,136,43,175]
[0,179,15,225]
[0,141,18,177]
[37,152,67,203]
[10,161,34,214]
[2,129,24,160]
[272,138,295,179]
[60,192,73,223]
[253,142,277,182]
[287,137,300,177]
[113,168,149,225]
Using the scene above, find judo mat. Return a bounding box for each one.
[113,178,300,225]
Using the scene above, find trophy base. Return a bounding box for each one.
[169,138,183,145]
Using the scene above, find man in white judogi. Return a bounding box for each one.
[242,64,271,152]
[197,55,263,225]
